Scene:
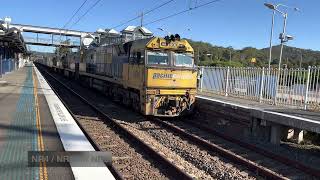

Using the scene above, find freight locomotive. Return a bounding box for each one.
[38,26,197,117]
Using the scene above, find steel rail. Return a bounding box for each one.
[150,118,290,180]
[36,64,193,180]
[185,120,320,178]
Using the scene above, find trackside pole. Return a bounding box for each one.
[225,66,230,96]
[199,66,204,92]
[259,67,265,102]
[304,66,311,110]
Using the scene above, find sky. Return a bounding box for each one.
[1,0,319,51]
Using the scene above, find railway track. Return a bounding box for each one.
[182,119,320,178]
[37,65,254,179]
[36,64,319,179]
[117,118,255,179]
[151,119,319,179]
[37,65,192,180]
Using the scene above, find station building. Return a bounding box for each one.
[0,18,27,76]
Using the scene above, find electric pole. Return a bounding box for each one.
[140,12,144,27]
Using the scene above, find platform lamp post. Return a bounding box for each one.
[264,3,299,69]
[264,3,299,104]
[264,3,276,70]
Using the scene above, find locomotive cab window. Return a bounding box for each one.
[137,52,142,61]
[147,51,168,65]
[130,51,145,64]
[173,53,193,67]
[137,51,145,64]
[129,52,135,64]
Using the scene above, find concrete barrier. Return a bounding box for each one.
[196,96,320,145]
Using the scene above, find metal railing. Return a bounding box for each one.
[24,37,80,46]
[199,66,320,111]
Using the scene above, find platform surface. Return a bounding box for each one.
[197,92,320,133]
[0,64,74,180]
[34,65,115,180]
[0,64,115,180]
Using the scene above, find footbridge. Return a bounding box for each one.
[7,23,95,47]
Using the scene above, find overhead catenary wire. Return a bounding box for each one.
[70,0,103,28]
[144,0,175,15]
[144,0,222,25]
[62,0,88,29]
[111,0,175,29]
[57,0,89,49]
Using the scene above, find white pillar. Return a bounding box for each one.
[304,66,311,110]
[225,66,230,96]
[293,129,304,144]
[259,67,265,102]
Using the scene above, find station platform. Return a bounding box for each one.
[197,92,320,134]
[0,64,115,180]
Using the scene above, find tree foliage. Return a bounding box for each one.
[187,39,320,68]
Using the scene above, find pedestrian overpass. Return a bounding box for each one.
[8,23,95,48]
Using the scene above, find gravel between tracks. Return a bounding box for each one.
[120,120,255,180]
[76,117,169,180]
[119,120,213,179]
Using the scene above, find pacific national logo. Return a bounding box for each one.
[152,73,193,79]
[153,73,173,79]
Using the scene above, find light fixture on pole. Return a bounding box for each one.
[277,12,298,71]
[264,3,276,70]
[264,2,299,104]
[264,3,299,69]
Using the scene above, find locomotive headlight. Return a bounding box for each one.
[147,95,153,103]
[178,44,185,48]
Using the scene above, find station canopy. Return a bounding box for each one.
[0,20,27,53]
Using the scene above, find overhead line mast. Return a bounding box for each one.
[140,12,144,27]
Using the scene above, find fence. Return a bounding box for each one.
[0,56,16,77]
[199,66,320,111]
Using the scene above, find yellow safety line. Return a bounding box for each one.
[33,69,43,180]
[33,68,48,180]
